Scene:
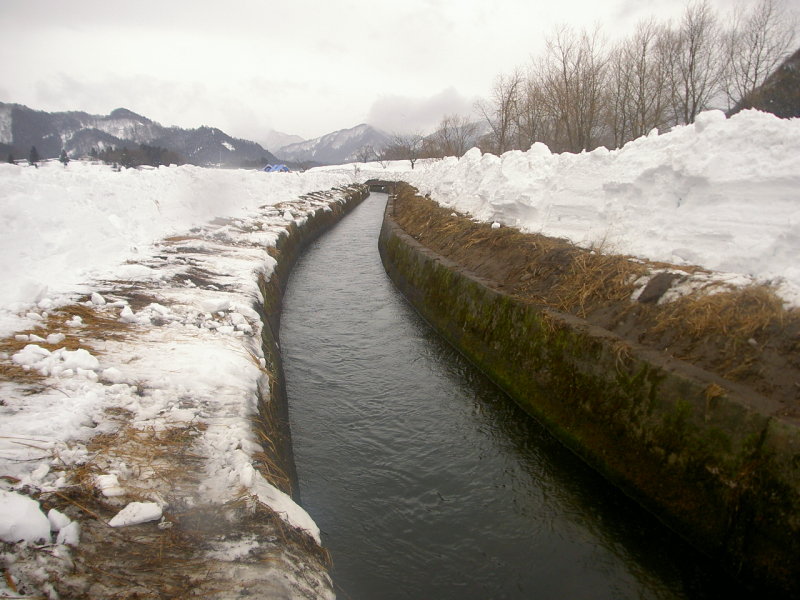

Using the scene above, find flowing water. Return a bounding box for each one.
[281,193,748,600]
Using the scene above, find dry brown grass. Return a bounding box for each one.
[653,285,787,342]
[0,302,134,386]
[394,183,651,316]
[392,183,800,399]
[162,235,204,243]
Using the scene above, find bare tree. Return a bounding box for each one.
[383,131,426,169]
[515,70,556,151]
[355,144,375,163]
[664,1,724,125]
[606,18,671,147]
[540,25,609,153]
[433,114,479,157]
[375,147,391,169]
[723,0,797,109]
[475,70,524,154]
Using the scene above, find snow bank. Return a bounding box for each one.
[0,161,350,312]
[408,110,800,304]
[322,109,800,306]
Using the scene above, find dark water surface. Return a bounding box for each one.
[281,194,748,600]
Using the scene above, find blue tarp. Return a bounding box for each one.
[258,164,291,172]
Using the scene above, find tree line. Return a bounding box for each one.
[477,0,795,155]
[376,0,796,164]
[96,145,185,168]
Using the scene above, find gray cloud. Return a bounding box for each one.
[366,87,476,133]
[1,0,759,141]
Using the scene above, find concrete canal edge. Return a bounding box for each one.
[378,190,800,597]
[254,184,369,504]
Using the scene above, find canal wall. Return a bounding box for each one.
[378,188,800,597]
[255,184,369,501]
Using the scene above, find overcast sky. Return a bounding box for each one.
[0,0,780,146]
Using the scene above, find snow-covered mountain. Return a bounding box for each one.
[263,129,304,153]
[0,103,278,167]
[276,123,390,165]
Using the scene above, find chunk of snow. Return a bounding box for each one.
[95,473,125,497]
[101,367,124,383]
[47,508,71,532]
[108,501,162,527]
[119,305,137,323]
[61,348,99,371]
[91,292,106,305]
[250,472,320,545]
[56,520,80,545]
[0,490,51,543]
[46,332,66,344]
[200,298,230,313]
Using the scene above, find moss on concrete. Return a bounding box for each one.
[379,189,800,598]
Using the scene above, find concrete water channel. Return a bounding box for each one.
[280,193,750,600]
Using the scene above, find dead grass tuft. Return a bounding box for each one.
[0,301,135,385]
[64,423,207,498]
[654,285,787,343]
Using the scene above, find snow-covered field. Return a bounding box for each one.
[0,163,352,598]
[0,107,798,596]
[325,109,800,307]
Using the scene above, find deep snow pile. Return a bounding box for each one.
[331,109,800,306]
[0,161,350,330]
[0,161,351,598]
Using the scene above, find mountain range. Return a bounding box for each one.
[275,124,390,166]
[0,103,394,168]
[0,103,279,168]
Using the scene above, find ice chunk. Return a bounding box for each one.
[108,502,162,527]
[48,508,71,532]
[0,490,51,543]
[47,332,66,344]
[56,521,80,545]
[91,292,107,305]
[201,298,230,313]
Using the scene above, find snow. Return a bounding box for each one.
[0,160,352,596]
[0,490,51,544]
[320,109,800,307]
[108,501,163,527]
[0,160,348,311]
[1,107,797,594]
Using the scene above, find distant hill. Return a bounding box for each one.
[0,103,278,168]
[276,123,390,165]
[728,47,800,119]
[263,129,305,153]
